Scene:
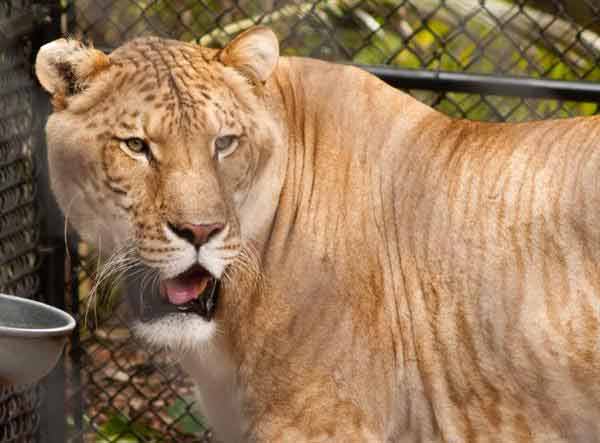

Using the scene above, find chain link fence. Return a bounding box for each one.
[6,0,599,442]
[70,0,600,121]
[64,244,211,442]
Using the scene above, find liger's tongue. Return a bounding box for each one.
[164,269,210,305]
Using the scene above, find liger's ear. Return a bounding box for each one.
[219,26,279,85]
[35,38,110,98]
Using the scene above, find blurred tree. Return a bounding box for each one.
[528,0,600,33]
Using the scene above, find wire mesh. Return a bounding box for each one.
[70,0,600,120]
[0,0,42,441]
[72,0,600,79]
[64,247,210,443]
[37,0,600,442]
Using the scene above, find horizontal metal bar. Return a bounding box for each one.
[360,65,600,103]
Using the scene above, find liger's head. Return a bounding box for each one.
[35,27,283,348]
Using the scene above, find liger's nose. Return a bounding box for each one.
[168,222,225,247]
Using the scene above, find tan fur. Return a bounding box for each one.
[36,27,600,442]
[36,39,110,111]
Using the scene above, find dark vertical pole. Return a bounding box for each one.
[30,1,71,442]
[69,242,84,443]
[39,243,67,443]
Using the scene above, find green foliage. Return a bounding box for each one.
[166,397,207,435]
[95,413,161,443]
[78,0,600,121]
[92,399,206,442]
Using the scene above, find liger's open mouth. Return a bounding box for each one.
[158,264,220,319]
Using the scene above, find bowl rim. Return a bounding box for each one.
[0,293,76,338]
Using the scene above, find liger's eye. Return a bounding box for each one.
[214,135,239,157]
[124,137,149,154]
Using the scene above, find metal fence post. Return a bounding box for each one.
[29,1,72,442]
[68,242,83,443]
[38,242,67,443]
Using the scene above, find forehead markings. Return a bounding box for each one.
[147,40,194,132]
[112,38,235,139]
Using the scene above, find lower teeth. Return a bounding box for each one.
[175,278,218,318]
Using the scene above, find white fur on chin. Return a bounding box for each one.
[132,314,216,352]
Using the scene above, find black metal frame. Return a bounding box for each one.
[365,65,600,102]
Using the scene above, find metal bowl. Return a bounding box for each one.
[0,293,76,386]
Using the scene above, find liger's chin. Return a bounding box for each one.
[126,261,222,352]
[132,315,217,352]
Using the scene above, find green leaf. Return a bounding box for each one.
[166,397,207,435]
[96,413,161,443]
[580,102,598,115]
